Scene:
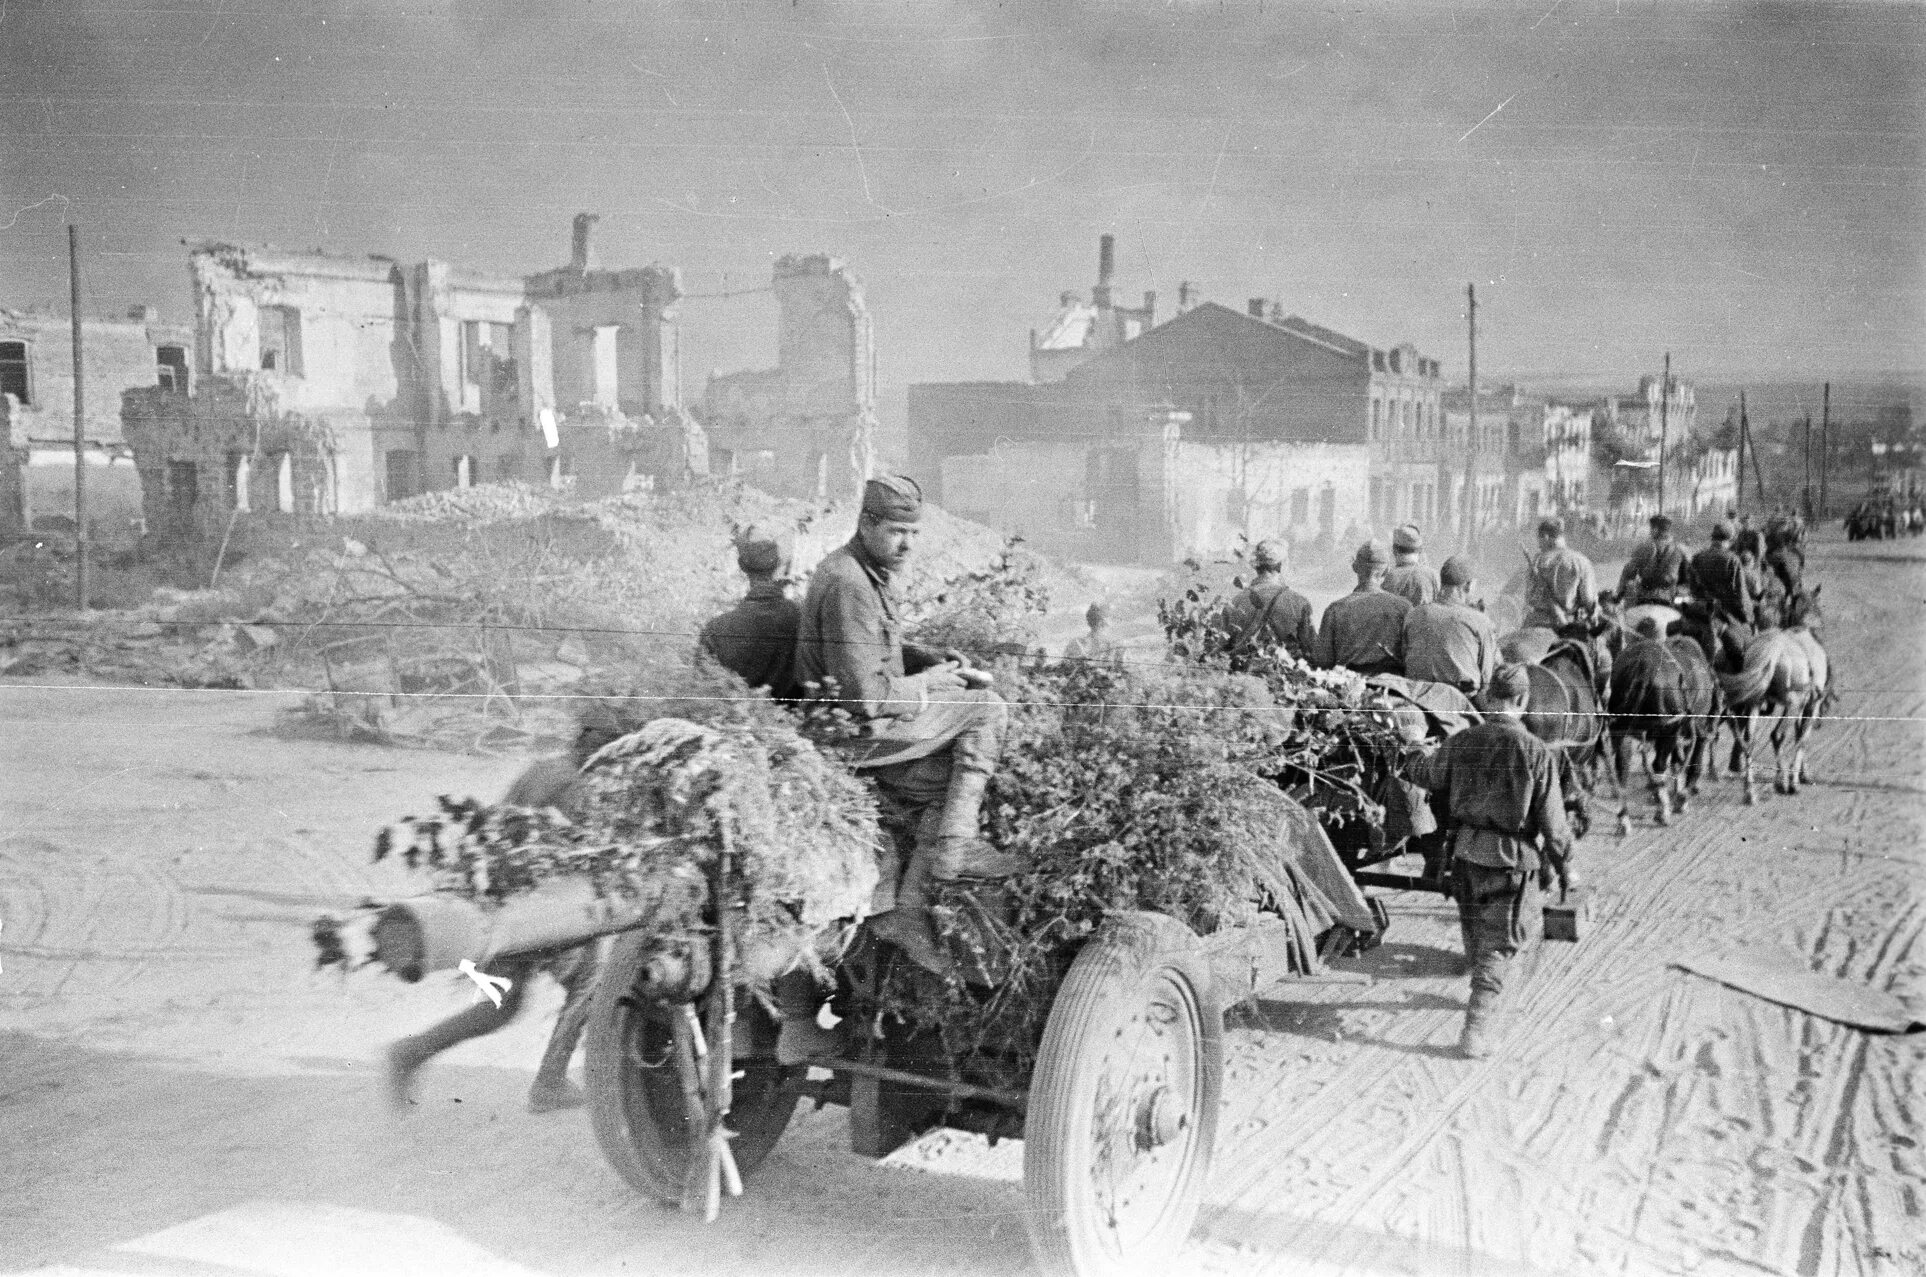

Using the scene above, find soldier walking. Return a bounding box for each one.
[1411,663,1575,1059]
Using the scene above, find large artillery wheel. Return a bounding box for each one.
[585,933,801,1204]
[1022,912,1222,1277]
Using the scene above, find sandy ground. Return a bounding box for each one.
[3,532,1923,1277]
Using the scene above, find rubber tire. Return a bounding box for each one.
[585,932,802,1205]
[1022,911,1222,1277]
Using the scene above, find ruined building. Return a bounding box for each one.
[699,254,877,503]
[909,235,1477,564]
[121,215,707,539]
[3,306,191,536]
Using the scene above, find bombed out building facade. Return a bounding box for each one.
[120,216,875,540]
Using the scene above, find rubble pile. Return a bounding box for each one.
[1,479,1082,752]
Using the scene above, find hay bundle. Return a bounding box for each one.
[380,701,883,985]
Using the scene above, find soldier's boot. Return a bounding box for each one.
[774,968,846,1067]
[865,851,954,978]
[926,768,1028,881]
[1459,994,1497,1060]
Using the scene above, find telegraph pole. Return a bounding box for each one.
[1735,391,1748,516]
[1657,351,1670,519]
[68,224,88,611]
[1802,414,1813,520]
[1465,283,1477,551]
[1820,381,1831,519]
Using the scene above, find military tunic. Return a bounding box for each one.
[1522,546,1598,629]
[1224,578,1317,661]
[1314,588,1411,676]
[1382,559,1440,608]
[1402,600,1500,692]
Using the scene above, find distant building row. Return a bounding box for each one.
[2,214,878,540]
[908,236,1737,565]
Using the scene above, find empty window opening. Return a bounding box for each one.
[156,345,189,393]
[592,325,620,407]
[227,452,251,512]
[385,450,419,502]
[1,341,29,404]
[259,305,303,375]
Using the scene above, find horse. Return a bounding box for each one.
[1718,587,1831,805]
[1602,631,1721,833]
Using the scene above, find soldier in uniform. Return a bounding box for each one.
[1402,555,1500,695]
[1063,601,1125,669]
[1683,523,1756,668]
[1522,516,1599,635]
[1382,524,1440,607]
[1618,514,1688,605]
[1411,663,1574,1059]
[1222,539,1316,665]
[697,525,801,700]
[1314,542,1411,676]
[794,475,1021,982]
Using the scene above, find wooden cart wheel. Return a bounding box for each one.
[585,932,801,1204]
[1023,912,1222,1277]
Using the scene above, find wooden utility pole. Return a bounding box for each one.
[1803,413,1814,519]
[1656,352,1670,519]
[1736,391,1748,516]
[1464,283,1477,551]
[68,224,88,611]
[1820,381,1831,518]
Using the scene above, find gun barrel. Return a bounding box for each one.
[371,878,657,981]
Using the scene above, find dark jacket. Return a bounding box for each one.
[1686,545,1753,624]
[699,581,801,700]
[1411,715,1571,872]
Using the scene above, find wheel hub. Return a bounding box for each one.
[1134,1083,1187,1151]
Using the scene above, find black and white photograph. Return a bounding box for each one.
[3,2,1922,1274]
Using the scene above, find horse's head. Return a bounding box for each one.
[1785,584,1823,631]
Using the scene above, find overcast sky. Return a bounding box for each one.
[3,0,1920,432]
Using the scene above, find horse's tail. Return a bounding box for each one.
[1717,631,1791,709]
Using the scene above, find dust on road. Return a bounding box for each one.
[4,534,1922,1277]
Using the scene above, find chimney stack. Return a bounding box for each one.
[1142,290,1156,326]
[1248,298,1267,319]
[1093,234,1116,309]
[571,212,600,272]
[1177,281,1197,313]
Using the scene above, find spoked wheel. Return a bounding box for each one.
[585,932,801,1204]
[1023,912,1222,1277]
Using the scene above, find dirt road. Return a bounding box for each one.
[4,532,1922,1276]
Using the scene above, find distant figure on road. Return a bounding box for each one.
[1411,662,1574,1059]
[1382,524,1440,607]
[1315,542,1411,676]
[1223,539,1316,667]
[1402,555,1500,695]
[1063,601,1125,669]
[697,524,801,701]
